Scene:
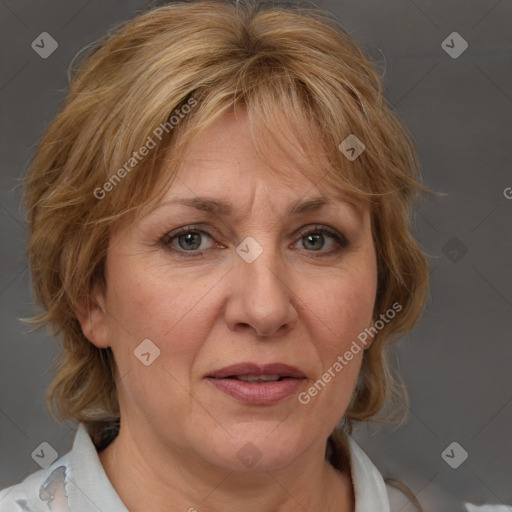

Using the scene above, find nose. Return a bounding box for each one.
[224,244,298,338]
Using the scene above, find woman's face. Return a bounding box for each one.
[86,109,378,472]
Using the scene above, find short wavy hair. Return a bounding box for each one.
[24,0,432,466]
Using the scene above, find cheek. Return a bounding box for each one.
[103,256,213,374]
[298,283,373,423]
[299,258,376,411]
[339,252,378,333]
[336,285,376,336]
[106,250,176,329]
[101,260,208,420]
[312,268,377,352]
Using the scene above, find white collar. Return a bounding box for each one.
[345,433,391,511]
[63,424,390,511]
[64,423,128,511]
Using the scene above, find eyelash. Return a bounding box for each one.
[161,224,350,259]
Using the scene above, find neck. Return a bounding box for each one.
[97,422,355,512]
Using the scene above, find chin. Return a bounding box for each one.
[201,430,307,473]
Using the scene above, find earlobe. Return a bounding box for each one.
[75,290,110,349]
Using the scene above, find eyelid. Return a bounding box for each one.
[161,223,223,245]
[294,224,350,249]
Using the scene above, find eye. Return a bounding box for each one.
[293,225,349,256]
[161,225,219,257]
[161,224,349,258]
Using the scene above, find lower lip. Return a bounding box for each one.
[206,377,305,404]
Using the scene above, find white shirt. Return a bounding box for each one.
[0,424,393,511]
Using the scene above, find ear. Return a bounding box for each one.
[75,285,110,349]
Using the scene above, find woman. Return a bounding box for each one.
[0,0,431,510]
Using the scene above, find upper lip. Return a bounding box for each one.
[207,362,305,379]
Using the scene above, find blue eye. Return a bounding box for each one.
[162,227,215,256]
[294,225,349,256]
[162,224,349,258]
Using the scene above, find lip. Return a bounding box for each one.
[207,362,305,379]
[205,362,306,405]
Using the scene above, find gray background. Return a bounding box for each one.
[1,1,511,510]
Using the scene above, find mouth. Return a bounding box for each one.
[205,362,306,404]
[225,374,287,382]
[207,362,305,379]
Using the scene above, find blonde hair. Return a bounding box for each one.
[24,0,432,481]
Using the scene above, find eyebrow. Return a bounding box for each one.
[157,196,333,217]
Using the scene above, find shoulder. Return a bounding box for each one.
[0,452,72,512]
[1,424,128,512]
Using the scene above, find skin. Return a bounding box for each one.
[78,108,378,512]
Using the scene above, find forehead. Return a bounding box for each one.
[153,159,365,228]
[154,108,365,217]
